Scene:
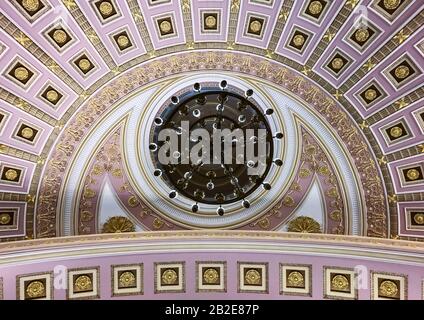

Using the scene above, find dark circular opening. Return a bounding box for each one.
[151,84,275,205]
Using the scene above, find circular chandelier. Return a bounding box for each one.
[149,81,283,216]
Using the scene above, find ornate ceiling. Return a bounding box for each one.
[0,0,423,242]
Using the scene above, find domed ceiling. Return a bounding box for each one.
[0,0,423,242]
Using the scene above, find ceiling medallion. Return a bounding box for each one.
[99,1,113,16]
[245,269,261,285]
[22,0,40,12]
[331,57,344,70]
[287,216,321,233]
[119,271,136,287]
[205,15,217,28]
[383,0,401,10]
[308,1,323,15]
[14,67,29,81]
[354,28,370,42]
[389,126,403,138]
[150,81,281,216]
[161,269,178,285]
[26,280,45,298]
[53,29,67,44]
[102,216,136,233]
[394,65,410,79]
[364,88,377,101]
[46,90,59,102]
[78,58,91,72]
[21,127,34,139]
[160,20,172,33]
[203,268,219,284]
[117,35,129,48]
[406,169,420,181]
[331,274,349,291]
[74,275,92,292]
[379,280,398,297]
[0,213,11,225]
[293,34,305,47]
[287,271,305,287]
[413,213,424,225]
[4,169,18,181]
[249,20,262,33]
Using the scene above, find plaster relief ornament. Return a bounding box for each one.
[161,269,178,285]
[287,271,305,287]
[245,269,261,285]
[309,1,323,14]
[22,0,40,12]
[203,268,219,284]
[102,216,136,233]
[379,280,398,297]
[287,216,321,233]
[26,281,45,299]
[119,271,136,288]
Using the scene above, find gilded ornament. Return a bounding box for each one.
[287,216,321,233]
[245,269,261,285]
[0,213,11,225]
[117,35,129,48]
[283,196,295,207]
[383,0,400,10]
[406,169,420,181]
[92,165,103,175]
[53,30,67,44]
[152,218,164,230]
[394,65,410,79]
[364,88,377,101]
[83,188,96,199]
[22,0,40,12]
[205,15,217,28]
[293,34,305,47]
[46,90,59,102]
[308,1,323,15]
[326,187,338,198]
[21,127,34,139]
[159,20,172,33]
[119,271,136,288]
[258,218,270,229]
[413,213,424,225]
[111,168,122,177]
[128,195,139,207]
[389,126,403,138]
[330,210,342,221]
[318,166,330,175]
[80,210,93,222]
[305,144,316,155]
[78,58,91,72]
[74,275,92,292]
[4,169,18,181]
[249,20,262,33]
[203,268,219,284]
[99,1,113,16]
[14,67,29,81]
[331,58,344,70]
[354,28,369,42]
[299,168,311,178]
[287,271,304,288]
[26,280,45,298]
[331,274,350,291]
[161,269,178,285]
[379,280,398,297]
[102,216,135,233]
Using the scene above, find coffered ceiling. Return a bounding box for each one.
[0,0,423,241]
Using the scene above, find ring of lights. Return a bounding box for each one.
[131,74,286,228]
[149,82,278,213]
